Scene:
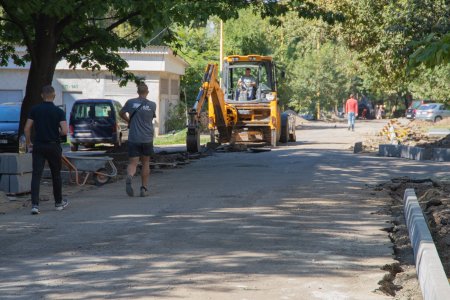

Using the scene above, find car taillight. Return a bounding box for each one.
[69,125,74,136]
[413,109,416,114]
[112,123,117,133]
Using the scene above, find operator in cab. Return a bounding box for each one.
[237,68,257,101]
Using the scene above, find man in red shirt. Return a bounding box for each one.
[345,94,358,131]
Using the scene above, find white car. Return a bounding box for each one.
[415,103,450,122]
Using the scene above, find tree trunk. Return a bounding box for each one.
[19,16,58,135]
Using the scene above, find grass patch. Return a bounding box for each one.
[154,128,209,146]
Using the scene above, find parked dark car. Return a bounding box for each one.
[358,101,374,119]
[405,100,432,119]
[0,102,21,153]
[69,99,128,151]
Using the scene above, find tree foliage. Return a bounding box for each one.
[1,0,448,130]
[0,0,339,132]
[409,33,450,69]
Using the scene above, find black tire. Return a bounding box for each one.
[94,168,110,186]
[280,125,289,143]
[114,134,122,148]
[70,143,79,152]
[435,116,442,122]
[279,113,289,143]
[289,131,296,142]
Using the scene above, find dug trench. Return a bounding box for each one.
[368,176,450,298]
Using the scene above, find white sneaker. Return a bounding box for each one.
[31,206,39,215]
[55,199,69,211]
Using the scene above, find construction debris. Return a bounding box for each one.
[360,118,450,153]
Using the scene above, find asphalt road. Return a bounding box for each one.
[1,119,447,299]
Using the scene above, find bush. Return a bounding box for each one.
[166,102,187,132]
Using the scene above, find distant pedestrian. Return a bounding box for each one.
[24,85,68,215]
[376,105,381,119]
[345,94,358,131]
[381,105,386,119]
[119,82,157,197]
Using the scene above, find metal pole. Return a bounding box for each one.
[219,19,223,86]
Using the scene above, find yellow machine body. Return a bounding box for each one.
[186,55,295,152]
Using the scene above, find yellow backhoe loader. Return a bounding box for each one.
[186,55,296,153]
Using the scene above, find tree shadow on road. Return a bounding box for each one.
[0,147,445,299]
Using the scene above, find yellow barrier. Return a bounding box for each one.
[379,119,411,143]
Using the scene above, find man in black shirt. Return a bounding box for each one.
[24,85,68,214]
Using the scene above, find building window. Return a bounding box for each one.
[171,79,179,95]
[160,78,169,94]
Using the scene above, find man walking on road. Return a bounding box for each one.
[24,85,68,214]
[119,82,156,197]
[345,94,358,131]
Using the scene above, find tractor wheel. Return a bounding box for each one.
[279,125,289,143]
[70,143,79,152]
[114,134,122,148]
[279,113,289,143]
[289,130,296,142]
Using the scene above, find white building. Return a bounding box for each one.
[0,46,188,135]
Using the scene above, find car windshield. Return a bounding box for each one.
[72,103,113,119]
[411,101,423,109]
[418,104,437,110]
[0,106,20,122]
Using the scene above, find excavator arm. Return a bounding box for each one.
[186,63,230,152]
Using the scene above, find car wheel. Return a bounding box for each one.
[289,131,296,142]
[114,134,122,148]
[70,143,79,151]
[435,116,442,122]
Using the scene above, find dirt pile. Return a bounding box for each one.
[360,119,450,152]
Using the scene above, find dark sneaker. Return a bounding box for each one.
[140,186,149,197]
[126,176,134,197]
[31,206,39,215]
[55,199,69,211]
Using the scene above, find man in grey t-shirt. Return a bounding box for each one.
[120,83,156,197]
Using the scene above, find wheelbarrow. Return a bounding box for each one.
[62,154,117,186]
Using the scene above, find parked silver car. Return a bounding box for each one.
[415,103,450,122]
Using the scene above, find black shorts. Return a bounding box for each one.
[127,141,154,158]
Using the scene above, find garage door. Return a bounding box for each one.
[0,90,23,104]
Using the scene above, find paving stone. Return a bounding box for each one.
[378,144,401,157]
[0,153,32,174]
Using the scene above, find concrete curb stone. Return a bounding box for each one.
[432,148,450,162]
[379,144,450,162]
[403,189,450,300]
[401,146,433,160]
